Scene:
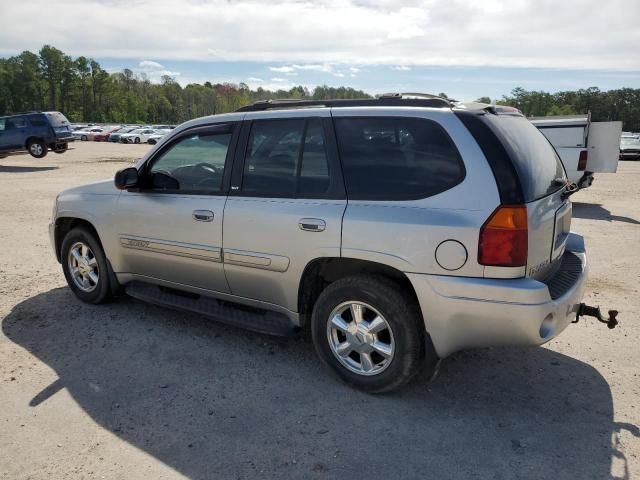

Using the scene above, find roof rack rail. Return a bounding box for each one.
[236,95,451,112]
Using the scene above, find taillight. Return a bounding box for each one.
[478,205,528,267]
[578,150,588,171]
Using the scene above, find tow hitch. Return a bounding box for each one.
[573,303,619,329]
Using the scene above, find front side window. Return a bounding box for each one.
[147,131,231,193]
[334,117,465,200]
[242,118,331,197]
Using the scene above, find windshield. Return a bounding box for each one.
[621,137,640,147]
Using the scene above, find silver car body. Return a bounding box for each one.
[50,106,588,358]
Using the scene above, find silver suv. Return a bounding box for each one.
[49,96,593,392]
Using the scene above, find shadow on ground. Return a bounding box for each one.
[2,288,633,479]
[0,165,58,173]
[573,202,640,225]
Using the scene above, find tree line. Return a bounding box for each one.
[1,45,640,131]
[0,45,370,124]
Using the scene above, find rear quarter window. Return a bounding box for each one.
[334,117,465,200]
[44,112,71,127]
[484,115,567,202]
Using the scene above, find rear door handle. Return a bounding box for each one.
[193,210,214,222]
[299,218,326,232]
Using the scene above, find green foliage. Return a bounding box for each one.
[501,87,640,130]
[0,46,371,123]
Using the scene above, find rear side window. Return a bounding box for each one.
[334,117,465,200]
[6,117,27,129]
[28,115,47,127]
[242,118,332,197]
[485,115,566,201]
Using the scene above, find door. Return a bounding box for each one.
[587,121,623,173]
[114,123,237,293]
[223,113,347,311]
[0,116,27,150]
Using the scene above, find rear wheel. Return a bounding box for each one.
[27,139,47,158]
[53,143,68,154]
[61,228,112,304]
[81,135,87,141]
[311,275,433,393]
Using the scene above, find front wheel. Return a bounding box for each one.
[134,137,141,144]
[311,275,433,393]
[81,135,87,141]
[61,227,112,304]
[27,139,47,158]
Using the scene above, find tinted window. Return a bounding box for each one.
[28,115,47,127]
[148,131,231,193]
[6,117,27,129]
[334,117,465,200]
[485,115,566,201]
[242,118,331,197]
[0,118,5,131]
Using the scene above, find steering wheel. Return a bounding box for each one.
[193,163,221,187]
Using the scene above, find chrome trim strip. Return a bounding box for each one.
[224,249,290,272]
[120,235,222,262]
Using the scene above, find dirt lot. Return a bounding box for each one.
[1,142,639,479]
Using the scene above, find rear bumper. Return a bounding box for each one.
[408,232,588,358]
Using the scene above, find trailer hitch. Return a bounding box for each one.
[573,303,618,329]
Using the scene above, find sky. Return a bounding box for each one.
[1,0,640,100]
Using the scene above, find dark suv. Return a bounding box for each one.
[0,111,74,159]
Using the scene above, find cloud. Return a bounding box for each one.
[271,77,286,82]
[248,77,264,82]
[392,65,412,71]
[269,66,295,73]
[138,60,164,70]
[0,0,639,70]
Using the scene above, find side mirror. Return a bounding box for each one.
[114,167,139,190]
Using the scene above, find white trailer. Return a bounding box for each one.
[530,114,622,188]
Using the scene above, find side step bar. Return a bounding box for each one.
[125,281,297,336]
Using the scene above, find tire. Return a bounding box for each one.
[53,143,68,154]
[27,139,47,158]
[0,153,7,159]
[148,138,157,145]
[134,137,141,144]
[81,135,87,141]
[61,227,112,304]
[311,275,433,393]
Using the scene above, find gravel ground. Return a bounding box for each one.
[1,142,639,480]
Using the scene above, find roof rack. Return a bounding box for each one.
[236,95,451,112]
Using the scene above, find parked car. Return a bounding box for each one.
[72,127,104,141]
[93,127,121,142]
[530,114,622,188]
[120,128,158,144]
[146,129,172,145]
[0,111,74,158]
[49,96,613,393]
[619,136,640,160]
[108,127,137,143]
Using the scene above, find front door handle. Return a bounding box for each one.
[299,218,326,232]
[193,210,214,222]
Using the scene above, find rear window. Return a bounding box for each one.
[44,112,70,127]
[334,117,465,200]
[484,115,566,202]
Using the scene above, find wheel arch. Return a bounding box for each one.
[54,217,103,263]
[297,257,425,331]
[24,136,45,148]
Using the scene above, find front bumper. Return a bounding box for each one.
[408,233,588,358]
